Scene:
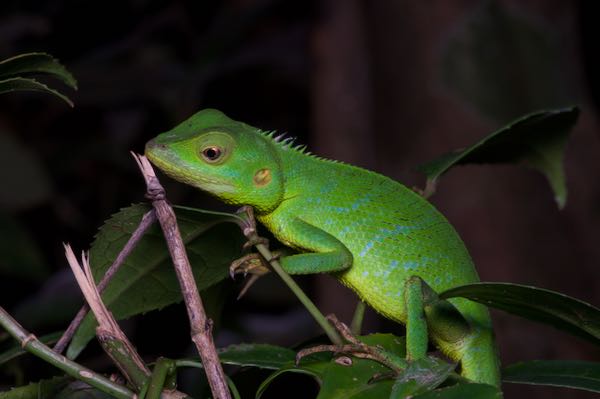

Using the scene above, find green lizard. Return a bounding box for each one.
[145,109,501,386]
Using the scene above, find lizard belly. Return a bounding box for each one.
[258,174,481,325]
[336,238,476,324]
[260,207,480,324]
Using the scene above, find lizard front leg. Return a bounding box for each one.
[276,217,353,274]
[230,215,351,297]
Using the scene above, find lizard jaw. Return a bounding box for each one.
[145,139,235,194]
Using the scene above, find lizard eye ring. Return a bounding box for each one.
[201,146,223,163]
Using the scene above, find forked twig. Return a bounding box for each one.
[63,245,150,391]
[132,153,231,399]
[54,210,157,354]
[0,306,134,399]
[234,206,344,345]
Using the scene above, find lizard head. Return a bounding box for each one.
[145,109,285,214]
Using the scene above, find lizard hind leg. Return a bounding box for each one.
[409,276,501,387]
[403,276,472,360]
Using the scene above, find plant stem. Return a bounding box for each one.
[54,209,157,354]
[146,358,175,399]
[350,301,366,335]
[134,153,231,399]
[0,306,133,399]
[255,243,343,345]
[237,206,343,345]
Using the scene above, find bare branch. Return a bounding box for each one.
[132,152,231,399]
[0,306,134,399]
[54,210,157,354]
[64,244,150,390]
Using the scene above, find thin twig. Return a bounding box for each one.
[64,245,150,390]
[350,301,366,335]
[0,306,134,399]
[132,153,231,399]
[54,210,157,354]
[235,206,343,345]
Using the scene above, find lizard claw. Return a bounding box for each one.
[237,274,262,300]
[229,252,273,297]
[242,236,270,251]
[229,253,271,278]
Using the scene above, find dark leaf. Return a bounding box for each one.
[257,334,428,399]
[412,383,501,399]
[178,343,296,370]
[417,107,578,208]
[219,343,296,369]
[391,357,456,398]
[503,360,600,393]
[0,53,77,88]
[67,204,243,359]
[0,77,73,107]
[0,377,70,399]
[440,282,600,345]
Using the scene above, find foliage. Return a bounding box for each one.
[1,50,599,399]
[0,53,76,106]
[417,107,579,208]
[67,204,244,359]
[440,282,600,345]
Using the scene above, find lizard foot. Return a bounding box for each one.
[229,252,274,299]
[242,236,270,251]
[295,314,405,376]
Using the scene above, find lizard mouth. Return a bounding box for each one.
[144,139,235,193]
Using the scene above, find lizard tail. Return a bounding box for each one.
[458,303,501,387]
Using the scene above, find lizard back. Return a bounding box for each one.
[258,147,481,323]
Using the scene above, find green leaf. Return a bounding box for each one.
[0,376,70,399]
[257,334,415,399]
[177,343,296,371]
[220,344,296,370]
[256,366,326,399]
[0,77,74,107]
[503,360,600,393]
[417,107,579,208]
[391,357,456,398]
[66,204,244,359]
[440,282,600,345]
[412,383,501,399]
[0,53,77,89]
[227,376,242,399]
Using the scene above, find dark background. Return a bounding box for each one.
[1,1,599,398]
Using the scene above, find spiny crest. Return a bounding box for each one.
[256,128,361,168]
[256,130,359,167]
[256,128,366,168]
[258,129,312,155]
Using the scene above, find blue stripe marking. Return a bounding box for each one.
[359,241,374,257]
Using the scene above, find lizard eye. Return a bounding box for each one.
[201,146,223,163]
[195,132,234,164]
